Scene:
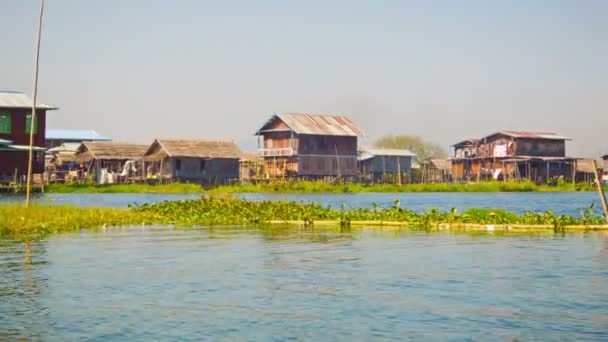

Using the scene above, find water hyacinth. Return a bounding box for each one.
[1,196,605,241]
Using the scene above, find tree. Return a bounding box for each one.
[373,135,447,162]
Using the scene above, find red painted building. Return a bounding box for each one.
[0,91,56,182]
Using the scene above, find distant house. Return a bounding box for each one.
[144,139,242,184]
[46,143,82,182]
[421,159,452,183]
[75,141,148,184]
[46,128,111,149]
[451,131,574,182]
[358,148,415,182]
[0,91,56,181]
[255,113,364,178]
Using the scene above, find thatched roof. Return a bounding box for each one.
[145,139,243,160]
[52,151,79,165]
[76,142,148,162]
[426,159,452,171]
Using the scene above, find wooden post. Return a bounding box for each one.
[396,156,401,186]
[571,159,576,190]
[25,0,45,208]
[592,159,608,223]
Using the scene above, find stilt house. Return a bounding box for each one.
[75,141,148,184]
[451,131,575,182]
[144,139,242,184]
[255,113,364,178]
[0,91,56,182]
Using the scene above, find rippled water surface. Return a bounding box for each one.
[1,191,605,216]
[2,227,608,341]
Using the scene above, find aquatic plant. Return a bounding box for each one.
[1,196,605,241]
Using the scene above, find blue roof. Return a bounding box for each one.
[46,128,112,141]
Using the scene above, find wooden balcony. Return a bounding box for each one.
[257,148,295,157]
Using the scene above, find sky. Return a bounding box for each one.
[1,0,607,156]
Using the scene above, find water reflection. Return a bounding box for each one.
[1,227,608,340]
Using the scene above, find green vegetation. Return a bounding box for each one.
[45,182,205,194]
[40,180,603,194]
[213,180,599,193]
[374,134,447,161]
[1,196,605,241]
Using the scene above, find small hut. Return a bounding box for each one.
[358,148,415,183]
[75,142,148,184]
[240,152,264,181]
[422,159,452,183]
[46,142,82,182]
[144,139,242,184]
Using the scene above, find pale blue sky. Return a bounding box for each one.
[2,1,607,156]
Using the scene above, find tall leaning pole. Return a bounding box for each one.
[25,0,45,208]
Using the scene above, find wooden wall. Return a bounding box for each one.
[171,157,240,183]
[0,108,47,146]
[360,156,412,175]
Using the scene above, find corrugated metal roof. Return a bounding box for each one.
[452,138,481,147]
[256,113,364,137]
[359,148,416,161]
[146,139,242,160]
[46,128,111,141]
[0,91,57,110]
[488,130,571,141]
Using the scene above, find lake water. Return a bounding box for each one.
[1,191,604,216]
[2,227,608,340]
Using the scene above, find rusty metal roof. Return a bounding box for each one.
[0,91,57,110]
[451,138,481,147]
[487,130,571,141]
[256,113,364,137]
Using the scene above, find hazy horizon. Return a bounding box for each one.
[2,1,607,156]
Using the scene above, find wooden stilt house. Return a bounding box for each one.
[75,142,148,184]
[144,139,242,184]
[255,113,364,178]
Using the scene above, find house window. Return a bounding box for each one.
[0,113,11,134]
[175,159,182,170]
[200,160,206,171]
[25,114,38,134]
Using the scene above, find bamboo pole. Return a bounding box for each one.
[25,0,45,208]
[592,159,608,223]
